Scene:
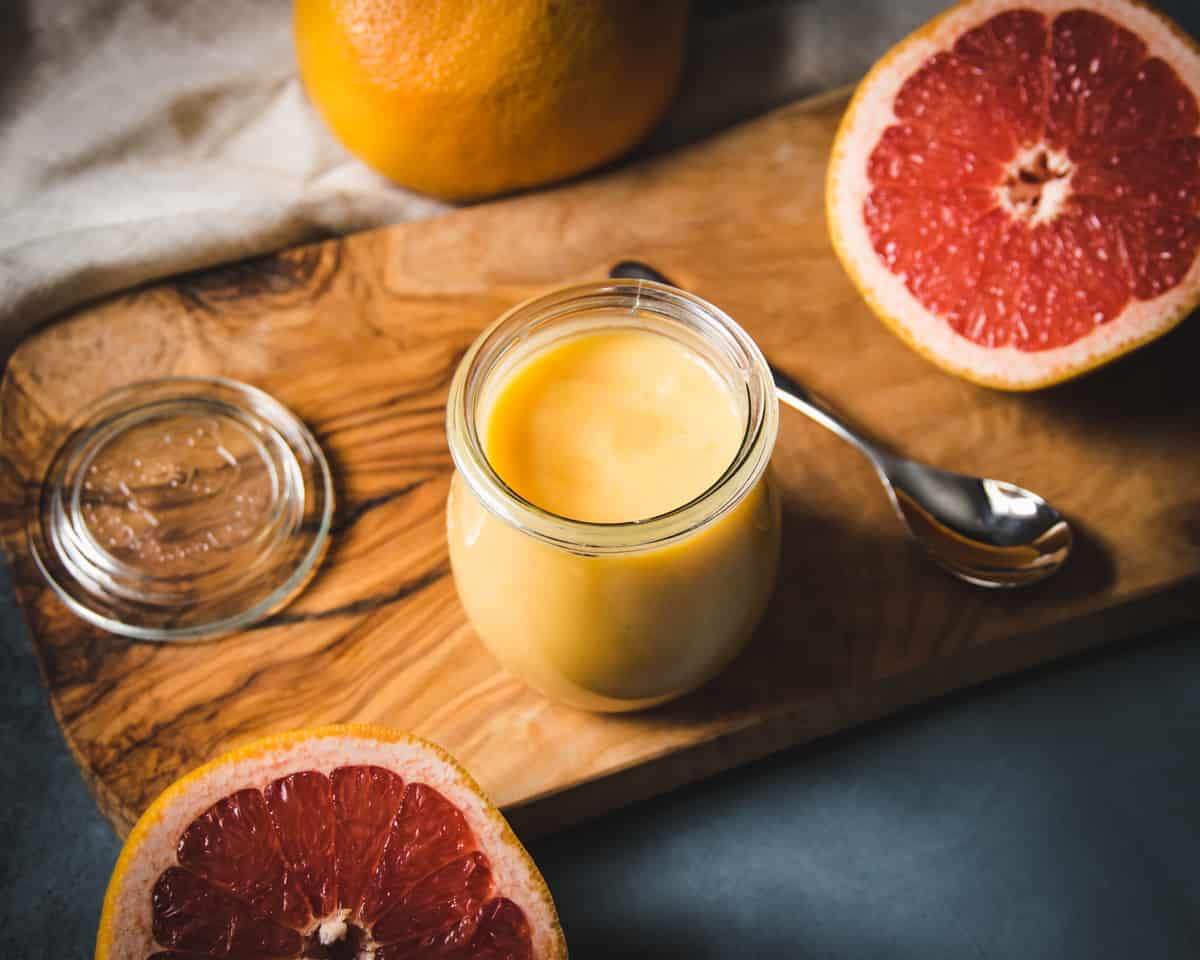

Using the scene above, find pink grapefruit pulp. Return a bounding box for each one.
[95,726,566,960]
[827,0,1200,388]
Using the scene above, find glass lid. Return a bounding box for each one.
[28,377,333,642]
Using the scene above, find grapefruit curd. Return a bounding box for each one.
[484,329,743,523]
[446,285,780,711]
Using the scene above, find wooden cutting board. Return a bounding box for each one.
[2,90,1198,839]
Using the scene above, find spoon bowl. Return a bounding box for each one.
[868,453,1072,587]
[609,261,1073,588]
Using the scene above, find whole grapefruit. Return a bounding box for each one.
[827,0,1200,389]
[295,0,689,200]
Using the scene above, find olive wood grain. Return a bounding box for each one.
[2,89,1198,838]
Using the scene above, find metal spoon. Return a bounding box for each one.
[609,261,1072,587]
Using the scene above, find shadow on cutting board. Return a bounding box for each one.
[1022,310,1200,437]
[648,491,1117,730]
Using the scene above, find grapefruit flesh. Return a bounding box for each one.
[828,0,1200,388]
[96,727,566,960]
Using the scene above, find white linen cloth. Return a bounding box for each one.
[0,0,946,355]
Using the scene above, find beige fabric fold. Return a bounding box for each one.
[0,0,944,354]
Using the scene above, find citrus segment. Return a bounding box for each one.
[893,9,1047,155]
[828,0,1200,388]
[372,851,492,946]
[360,784,473,926]
[97,727,566,960]
[262,772,338,921]
[150,865,302,956]
[176,787,312,932]
[330,765,407,919]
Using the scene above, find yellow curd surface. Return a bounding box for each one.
[447,328,780,711]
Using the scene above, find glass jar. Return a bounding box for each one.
[445,281,780,711]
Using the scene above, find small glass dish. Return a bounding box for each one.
[28,377,333,642]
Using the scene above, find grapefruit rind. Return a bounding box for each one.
[826,0,1200,390]
[294,0,689,201]
[95,724,567,960]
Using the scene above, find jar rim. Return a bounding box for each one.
[445,280,778,555]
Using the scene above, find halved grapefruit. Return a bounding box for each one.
[95,725,566,960]
[827,0,1200,389]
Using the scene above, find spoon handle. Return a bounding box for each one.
[767,366,890,468]
[608,261,890,468]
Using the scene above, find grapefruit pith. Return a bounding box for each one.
[827,0,1200,389]
[96,726,566,960]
